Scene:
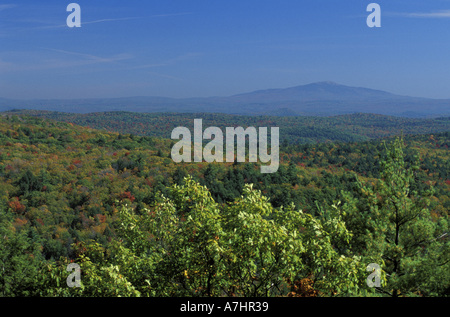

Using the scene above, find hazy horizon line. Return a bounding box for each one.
[1,81,448,101]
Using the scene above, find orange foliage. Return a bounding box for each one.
[96,214,107,223]
[119,191,135,202]
[8,197,26,214]
[287,278,318,297]
[13,217,28,227]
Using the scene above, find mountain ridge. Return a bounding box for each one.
[1,82,449,118]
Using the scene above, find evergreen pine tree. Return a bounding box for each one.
[342,137,449,296]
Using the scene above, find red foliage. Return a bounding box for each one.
[145,177,154,187]
[119,191,135,202]
[13,217,28,227]
[96,214,107,223]
[36,218,45,226]
[8,197,26,214]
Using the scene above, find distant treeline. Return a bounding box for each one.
[4,110,450,144]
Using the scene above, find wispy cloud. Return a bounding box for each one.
[41,48,133,63]
[129,53,203,70]
[150,12,193,18]
[0,57,13,69]
[35,17,141,30]
[122,52,202,82]
[82,17,141,25]
[389,9,450,19]
[145,71,184,81]
[0,4,16,12]
[2,11,191,33]
[0,47,194,83]
[0,48,133,72]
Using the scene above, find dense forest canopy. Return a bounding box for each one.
[0,113,448,297]
[5,110,450,144]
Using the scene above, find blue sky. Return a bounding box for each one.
[1,0,450,99]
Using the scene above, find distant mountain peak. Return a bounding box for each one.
[310,81,340,86]
[230,81,395,102]
[1,81,449,118]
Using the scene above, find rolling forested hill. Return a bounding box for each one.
[0,113,448,297]
[4,110,450,144]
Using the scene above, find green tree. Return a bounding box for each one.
[38,241,142,297]
[112,177,363,297]
[342,137,449,297]
[0,212,45,296]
